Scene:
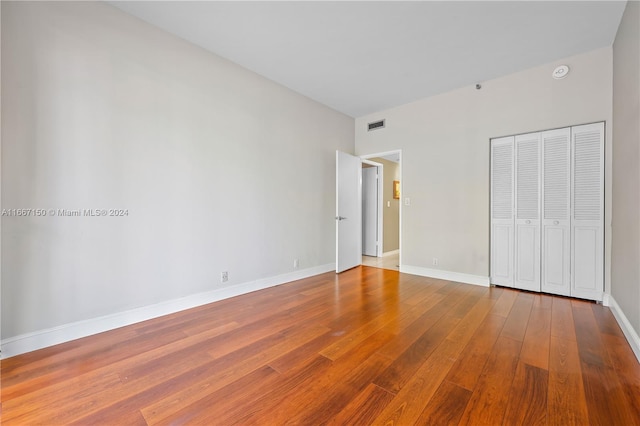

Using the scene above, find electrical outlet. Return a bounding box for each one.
[293,259,299,269]
[221,271,229,283]
[432,258,438,266]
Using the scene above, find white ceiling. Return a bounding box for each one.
[110,1,627,118]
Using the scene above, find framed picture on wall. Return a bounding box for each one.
[393,180,400,199]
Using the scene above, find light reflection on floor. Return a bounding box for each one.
[361,252,399,271]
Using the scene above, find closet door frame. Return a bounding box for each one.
[490,122,605,302]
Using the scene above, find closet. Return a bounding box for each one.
[490,122,604,301]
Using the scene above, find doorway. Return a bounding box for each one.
[361,151,401,271]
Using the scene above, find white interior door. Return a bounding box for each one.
[490,136,515,287]
[541,127,571,296]
[514,132,541,292]
[571,122,604,300]
[362,166,378,257]
[336,151,362,273]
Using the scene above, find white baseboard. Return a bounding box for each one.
[0,263,335,359]
[400,265,490,287]
[604,294,640,363]
[382,249,399,257]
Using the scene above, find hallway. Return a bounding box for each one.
[362,252,399,271]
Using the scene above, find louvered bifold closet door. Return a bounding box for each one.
[541,128,571,296]
[514,132,541,292]
[490,136,514,287]
[571,122,604,300]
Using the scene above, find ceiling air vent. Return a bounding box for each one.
[368,119,385,131]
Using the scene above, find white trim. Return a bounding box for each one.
[0,263,335,359]
[360,150,401,161]
[383,249,399,257]
[400,265,490,287]
[376,163,384,258]
[604,294,640,363]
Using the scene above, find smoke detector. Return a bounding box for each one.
[552,65,570,79]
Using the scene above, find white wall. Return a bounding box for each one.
[612,1,640,349]
[1,2,353,343]
[356,48,613,285]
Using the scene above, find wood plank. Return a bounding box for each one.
[319,306,401,360]
[550,296,577,341]
[375,285,468,361]
[287,353,394,425]
[600,333,640,422]
[486,285,505,300]
[372,293,471,393]
[207,355,334,425]
[22,322,323,424]
[235,330,395,425]
[520,294,552,370]
[139,323,329,424]
[379,294,446,337]
[444,294,497,345]
[326,384,395,426]
[490,287,519,317]
[547,335,589,425]
[457,336,522,425]
[591,303,625,337]
[572,302,638,425]
[401,277,450,306]
[1,326,189,396]
[503,362,548,425]
[142,366,280,425]
[415,380,472,426]
[370,338,461,426]
[0,295,244,378]
[370,289,503,425]
[266,329,341,374]
[73,409,148,426]
[446,313,506,391]
[1,371,124,425]
[580,361,639,425]
[500,291,534,341]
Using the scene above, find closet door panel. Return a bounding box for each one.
[490,136,514,287]
[571,122,604,301]
[573,227,601,293]
[492,224,513,284]
[541,128,571,296]
[514,133,541,292]
[516,225,537,282]
[544,227,568,285]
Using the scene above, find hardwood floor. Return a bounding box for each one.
[2,266,639,425]
[361,253,400,271]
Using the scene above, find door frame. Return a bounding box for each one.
[362,159,383,257]
[360,150,402,267]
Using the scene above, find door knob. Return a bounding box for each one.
[525,220,531,224]
[554,220,559,225]
[335,216,347,221]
